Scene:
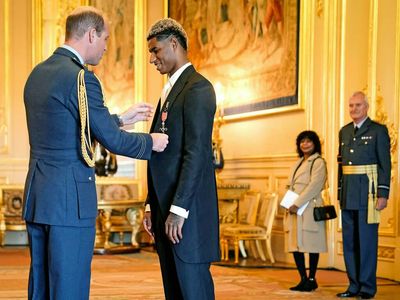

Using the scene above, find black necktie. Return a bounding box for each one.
[354,126,358,135]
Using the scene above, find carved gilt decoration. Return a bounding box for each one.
[377,245,395,261]
[373,86,398,172]
[361,86,398,176]
[316,0,323,18]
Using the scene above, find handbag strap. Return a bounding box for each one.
[310,156,328,189]
[310,156,330,207]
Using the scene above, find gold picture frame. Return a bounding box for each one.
[168,0,301,120]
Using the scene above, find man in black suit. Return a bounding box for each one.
[143,18,220,300]
[337,91,391,299]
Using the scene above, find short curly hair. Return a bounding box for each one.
[147,18,188,50]
[296,130,322,157]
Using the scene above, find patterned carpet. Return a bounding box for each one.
[0,247,399,299]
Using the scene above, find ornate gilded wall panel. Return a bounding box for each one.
[32,0,86,64]
[0,0,10,154]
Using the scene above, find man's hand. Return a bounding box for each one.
[165,213,185,244]
[151,133,169,152]
[376,197,388,211]
[143,211,154,237]
[119,102,154,126]
[288,204,299,214]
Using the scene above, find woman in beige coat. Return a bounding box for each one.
[284,130,327,292]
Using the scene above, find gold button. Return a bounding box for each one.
[350,149,354,153]
[353,138,356,141]
[349,161,353,165]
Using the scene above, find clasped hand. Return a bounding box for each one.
[288,204,299,214]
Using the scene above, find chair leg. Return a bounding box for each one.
[255,240,266,261]
[0,230,4,247]
[220,238,226,261]
[234,238,239,264]
[265,238,275,263]
[239,240,247,258]
[119,232,124,246]
[248,240,258,259]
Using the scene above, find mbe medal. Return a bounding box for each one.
[160,111,168,133]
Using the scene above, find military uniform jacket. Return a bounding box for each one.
[338,117,391,209]
[23,47,152,227]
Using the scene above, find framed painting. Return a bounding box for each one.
[89,0,135,114]
[168,0,300,120]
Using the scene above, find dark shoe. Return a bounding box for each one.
[336,290,358,298]
[289,277,307,291]
[359,292,374,299]
[302,278,318,291]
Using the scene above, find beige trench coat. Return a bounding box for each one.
[284,153,328,253]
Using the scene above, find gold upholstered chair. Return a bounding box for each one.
[220,192,279,264]
[220,190,261,260]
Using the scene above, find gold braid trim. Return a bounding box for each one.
[77,69,95,167]
[342,164,380,224]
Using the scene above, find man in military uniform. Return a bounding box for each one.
[337,91,391,299]
[23,6,168,299]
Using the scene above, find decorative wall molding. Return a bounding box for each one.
[377,245,396,262]
[0,159,28,175]
[299,0,316,128]
[32,0,86,65]
[224,153,298,162]
[0,0,10,155]
[316,0,323,18]
[337,242,395,262]
[374,86,398,169]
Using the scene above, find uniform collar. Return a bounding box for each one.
[60,45,85,65]
[354,116,369,129]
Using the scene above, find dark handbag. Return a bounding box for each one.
[313,205,337,221]
[309,157,337,222]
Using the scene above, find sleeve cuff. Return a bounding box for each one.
[145,204,151,212]
[170,205,189,219]
[377,186,390,199]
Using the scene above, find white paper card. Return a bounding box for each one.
[280,190,299,208]
[296,201,309,216]
[280,190,309,216]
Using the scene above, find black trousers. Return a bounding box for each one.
[153,205,215,300]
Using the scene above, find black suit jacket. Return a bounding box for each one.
[147,65,220,264]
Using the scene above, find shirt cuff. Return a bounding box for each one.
[145,204,151,212]
[170,205,189,219]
